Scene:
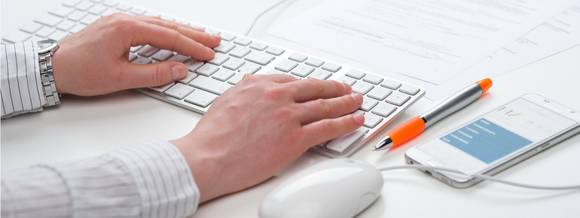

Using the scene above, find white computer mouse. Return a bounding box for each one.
[259,158,384,218]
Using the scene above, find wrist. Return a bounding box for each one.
[51,46,67,94]
[171,138,223,202]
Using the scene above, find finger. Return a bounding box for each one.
[129,21,215,60]
[298,93,363,124]
[285,79,352,102]
[248,74,297,83]
[119,61,187,89]
[301,114,365,147]
[136,16,221,48]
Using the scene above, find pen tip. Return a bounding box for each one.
[374,136,393,151]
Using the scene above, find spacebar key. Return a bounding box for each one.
[189,76,232,95]
[325,128,369,153]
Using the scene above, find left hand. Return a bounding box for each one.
[52,13,220,96]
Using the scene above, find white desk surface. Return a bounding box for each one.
[2,0,580,217]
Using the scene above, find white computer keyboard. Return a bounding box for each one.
[2,0,425,158]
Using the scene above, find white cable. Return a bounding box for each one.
[245,0,294,36]
[378,165,580,191]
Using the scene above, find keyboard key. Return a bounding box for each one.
[116,4,132,11]
[275,60,298,72]
[76,1,95,11]
[62,0,82,7]
[129,7,145,15]
[189,76,232,95]
[305,57,324,67]
[36,27,56,37]
[214,42,235,53]
[151,49,174,61]
[48,30,68,41]
[49,6,74,17]
[245,51,274,65]
[56,19,76,31]
[228,72,245,85]
[385,92,410,106]
[167,54,190,63]
[164,83,194,99]
[69,24,85,33]
[149,82,174,93]
[2,31,31,43]
[399,85,420,95]
[367,87,392,101]
[291,65,315,77]
[209,53,230,65]
[321,62,341,72]
[381,79,401,90]
[363,74,384,85]
[88,4,107,15]
[307,69,332,80]
[222,58,245,70]
[19,23,43,33]
[184,89,218,108]
[289,53,307,62]
[334,76,356,86]
[80,14,99,25]
[265,47,284,56]
[179,72,198,84]
[219,32,236,41]
[103,0,119,7]
[229,46,251,58]
[249,42,268,51]
[238,62,261,74]
[212,68,235,81]
[325,128,369,153]
[361,97,378,111]
[138,45,160,57]
[196,63,220,76]
[186,61,204,72]
[68,10,87,21]
[351,81,373,94]
[346,70,365,79]
[35,14,62,26]
[133,56,150,64]
[234,37,251,46]
[372,102,396,117]
[364,113,383,128]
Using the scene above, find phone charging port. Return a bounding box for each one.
[424,170,432,176]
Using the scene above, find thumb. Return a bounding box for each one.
[120,61,187,89]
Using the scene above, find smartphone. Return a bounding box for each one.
[405,94,580,188]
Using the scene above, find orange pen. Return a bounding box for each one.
[375,78,493,151]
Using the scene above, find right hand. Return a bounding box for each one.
[172,75,365,202]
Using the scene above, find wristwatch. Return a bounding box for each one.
[37,39,61,107]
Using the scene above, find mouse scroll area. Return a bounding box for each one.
[259,159,384,218]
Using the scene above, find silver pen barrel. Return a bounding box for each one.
[421,83,482,128]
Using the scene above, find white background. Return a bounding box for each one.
[2,0,580,217]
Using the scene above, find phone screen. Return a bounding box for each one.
[439,98,576,165]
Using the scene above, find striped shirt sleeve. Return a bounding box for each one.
[1,141,200,218]
[1,41,46,119]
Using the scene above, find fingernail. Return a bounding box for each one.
[354,114,365,125]
[351,93,363,104]
[345,84,352,93]
[171,65,187,80]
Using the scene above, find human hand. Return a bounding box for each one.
[171,74,365,202]
[52,13,220,96]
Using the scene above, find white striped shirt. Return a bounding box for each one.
[1,42,201,218]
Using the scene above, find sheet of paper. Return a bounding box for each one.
[430,2,580,99]
[269,0,575,99]
[474,2,580,74]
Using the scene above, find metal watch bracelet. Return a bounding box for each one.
[38,39,61,107]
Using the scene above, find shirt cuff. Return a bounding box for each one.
[112,140,200,218]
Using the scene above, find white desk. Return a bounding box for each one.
[2,0,580,217]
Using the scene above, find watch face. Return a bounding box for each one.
[38,39,58,53]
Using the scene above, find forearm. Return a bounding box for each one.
[1,140,200,218]
[1,41,47,119]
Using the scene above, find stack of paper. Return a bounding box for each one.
[268,0,580,99]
